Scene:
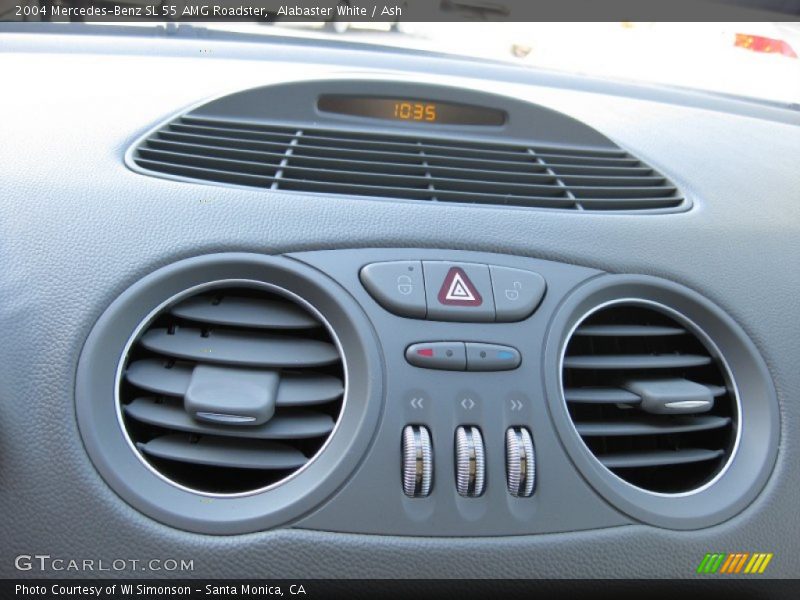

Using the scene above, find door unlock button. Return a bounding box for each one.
[489,266,546,322]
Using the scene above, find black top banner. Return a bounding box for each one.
[1,0,799,23]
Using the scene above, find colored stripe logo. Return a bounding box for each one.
[697,552,773,574]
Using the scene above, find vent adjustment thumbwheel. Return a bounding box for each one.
[402,425,433,498]
[455,426,486,497]
[506,427,536,497]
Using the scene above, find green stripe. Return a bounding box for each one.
[697,554,712,574]
[704,554,719,573]
[710,553,727,574]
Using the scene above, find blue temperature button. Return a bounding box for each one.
[465,343,521,372]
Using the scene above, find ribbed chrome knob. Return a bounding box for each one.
[506,427,535,497]
[455,426,485,497]
[402,425,433,497]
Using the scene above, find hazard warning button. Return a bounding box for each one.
[423,261,495,322]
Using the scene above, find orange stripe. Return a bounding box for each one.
[720,553,737,574]
[733,553,745,573]
[734,553,749,573]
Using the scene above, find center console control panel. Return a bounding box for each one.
[290,248,628,537]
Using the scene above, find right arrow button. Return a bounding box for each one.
[489,266,547,322]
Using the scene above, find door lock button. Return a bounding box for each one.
[360,261,426,318]
[489,265,546,322]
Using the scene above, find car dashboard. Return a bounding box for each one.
[1,25,799,580]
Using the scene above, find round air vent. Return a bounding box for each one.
[120,285,345,495]
[544,274,778,529]
[76,254,380,533]
[562,303,736,494]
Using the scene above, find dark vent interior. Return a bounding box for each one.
[562,304,736,493]
[120,286,344,494]
[131,116,685,212]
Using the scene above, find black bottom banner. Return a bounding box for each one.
[3,579,799,600]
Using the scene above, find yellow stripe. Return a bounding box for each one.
[758,553,773,573]
[720,553,736,574]
[734,553,749,573]
[749,554,766,573]
[744,554,760,574]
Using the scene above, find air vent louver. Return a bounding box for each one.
[131,116,685,212]
[562,304,737,493]
[120,286,344,495]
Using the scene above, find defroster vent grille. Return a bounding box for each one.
[131,116,685,212]
[120,285,345,495]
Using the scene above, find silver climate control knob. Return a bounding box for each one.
[402,425,433,497]
[506,427,535,497]
[455,426,486,497]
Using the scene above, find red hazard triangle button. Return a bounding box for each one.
[438,267,483,306]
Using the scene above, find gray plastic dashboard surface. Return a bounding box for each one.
[0,31,798,577]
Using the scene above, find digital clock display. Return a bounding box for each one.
[317,95,506,126]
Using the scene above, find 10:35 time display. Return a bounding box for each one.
[393,101,437,122]
[318,95,507,126]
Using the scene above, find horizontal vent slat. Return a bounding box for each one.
[156,130,293,154]
[279,165,569,196]
[574,324,686,337]
[276,178,577,207]
[134,158,274,187]
[125,360,343,406]
[139,328,339,368]
[571,186,678,199]
[564,387,642,404]
[278,372,345,406]
[559,175,666,187]
[548,164,654,176]
[574,197,683,210]
[564,384,727,404]
[125,399,334,439]
[145,138,290,165]
[137,434,308,470]
[600,448,725,469]
[576,415,731,437]
[170,122,298,143]
[126,360,190,396]
[564,354,712,370]
[309,134,532,160]
[137,147,278,177]
[537,153,641,167]
[171,294,319,330]
[291,143,545,169]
